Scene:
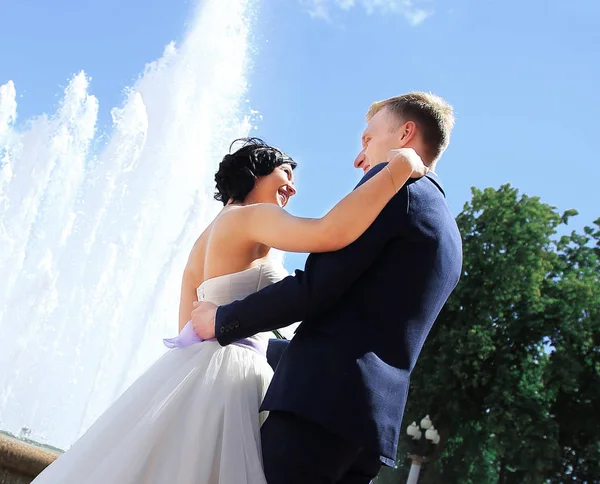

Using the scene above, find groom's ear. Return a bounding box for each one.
[398,121,418,146]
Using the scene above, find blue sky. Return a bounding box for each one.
[1,0,599,273]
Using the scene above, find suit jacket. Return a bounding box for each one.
[265,338,289,371]
[215,163,463,465]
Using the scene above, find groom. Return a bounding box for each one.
[192,92,463,483]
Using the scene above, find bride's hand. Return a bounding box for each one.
[388,148,429,179]
[191,301,218,340]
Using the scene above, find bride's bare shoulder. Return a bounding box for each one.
[205,206,252,245]
[219,203,282,222]
[212,204,265,227]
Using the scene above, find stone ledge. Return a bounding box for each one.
[0,434,60,483]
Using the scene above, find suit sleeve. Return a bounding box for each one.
[215,166,410,345]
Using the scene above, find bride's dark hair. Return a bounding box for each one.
[214,137,297,205]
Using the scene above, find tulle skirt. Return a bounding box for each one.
[33,340,273,484]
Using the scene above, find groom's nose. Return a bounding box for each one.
[354,150,366,169]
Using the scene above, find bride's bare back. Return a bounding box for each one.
[178,208,271,330]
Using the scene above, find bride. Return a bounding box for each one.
[32,137,427,483]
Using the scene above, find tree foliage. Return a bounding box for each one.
[377,185,599,483]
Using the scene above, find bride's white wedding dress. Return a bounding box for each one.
[33,260,288,484]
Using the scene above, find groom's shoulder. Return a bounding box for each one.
[406,172,446,201]
[423,172,445,196]
[405,174,456,230]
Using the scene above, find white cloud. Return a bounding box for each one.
[300,0,433,25]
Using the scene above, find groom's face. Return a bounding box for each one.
[354,107,406,174]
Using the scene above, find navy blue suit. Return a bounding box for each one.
[216,163,462,482]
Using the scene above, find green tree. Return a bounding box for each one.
[377,185,599,483]
[543,217,600,481]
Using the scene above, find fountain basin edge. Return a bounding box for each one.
[0,432,61,483]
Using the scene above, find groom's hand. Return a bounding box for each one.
[191,301,217,340]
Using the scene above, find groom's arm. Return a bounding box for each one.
[215,164,410,345]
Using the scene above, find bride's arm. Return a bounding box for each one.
[179,270,200,332]
[239,149,425,253]
[178,238,205,331]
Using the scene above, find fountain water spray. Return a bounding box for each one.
[0,0,256,450]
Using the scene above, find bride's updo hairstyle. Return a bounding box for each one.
[214,137,297,205]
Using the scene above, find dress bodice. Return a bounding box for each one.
[163,259,289,351]
[198,260,289,345]
[196,261,289,307]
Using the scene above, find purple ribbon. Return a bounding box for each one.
[163,321,267,356]
[163,321,205,348]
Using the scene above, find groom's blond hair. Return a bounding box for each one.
[367,92,455,164]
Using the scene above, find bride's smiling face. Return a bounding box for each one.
[249,163,296,208]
